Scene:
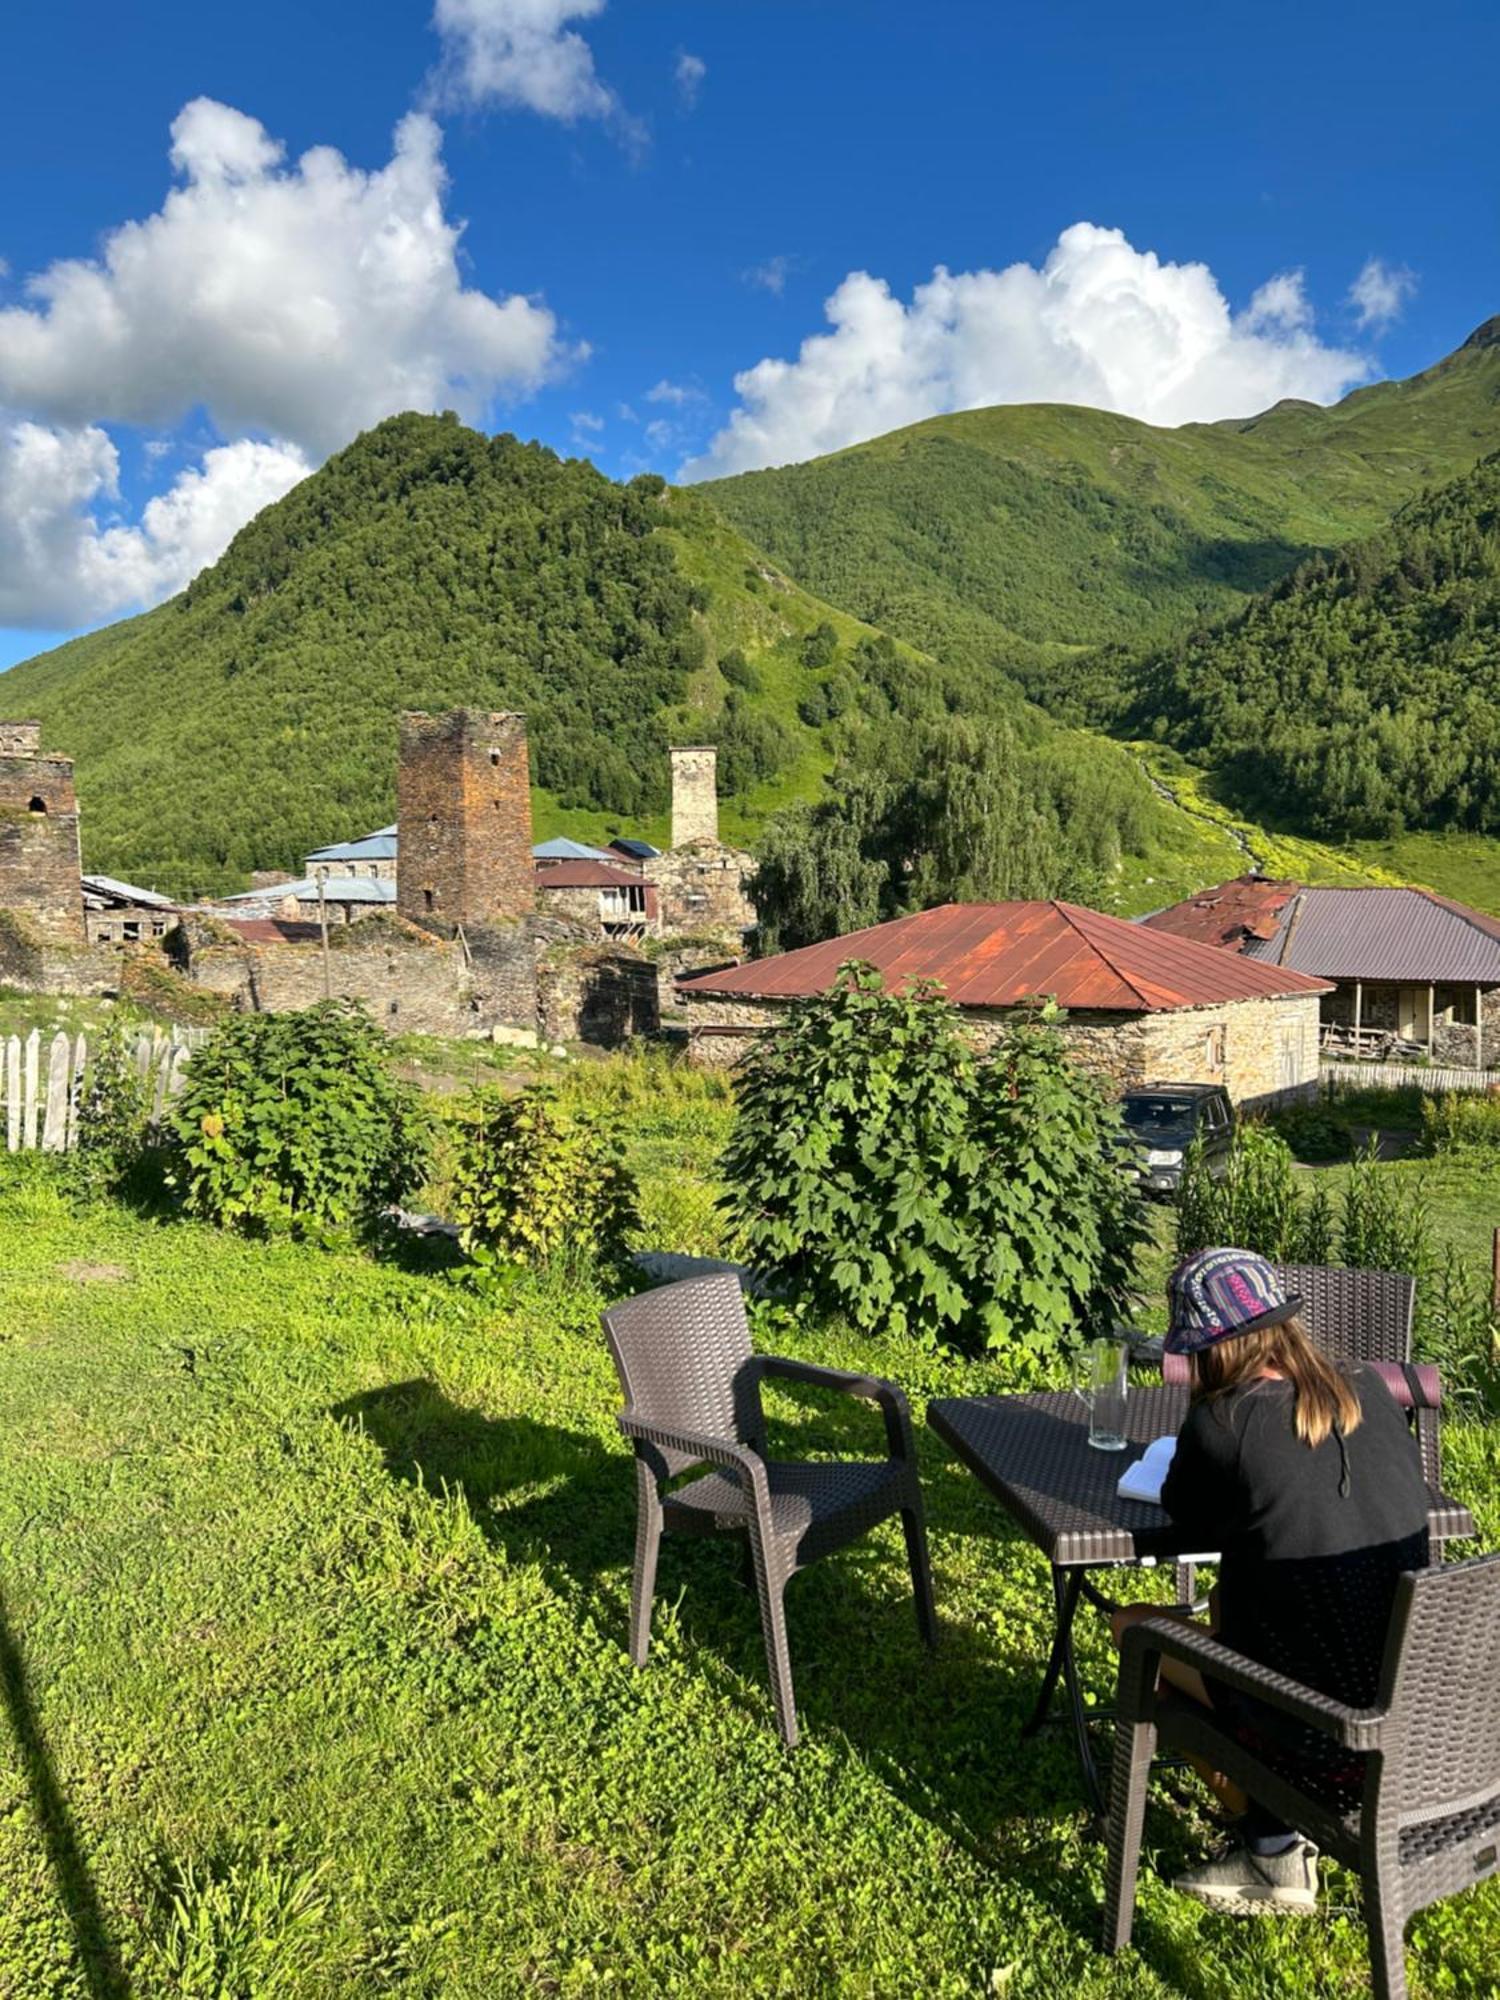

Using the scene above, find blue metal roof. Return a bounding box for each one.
[533,836,617,861]
[610,837,662,860]
[304,825,398,863]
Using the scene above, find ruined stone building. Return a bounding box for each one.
[642,747,757,942]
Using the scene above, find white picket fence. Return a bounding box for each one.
[1,1026,208,1153]
[1322,1058,1498,1096]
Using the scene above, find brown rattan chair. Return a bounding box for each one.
[601,1271,936,1746]
[1103,1554,1500,2000]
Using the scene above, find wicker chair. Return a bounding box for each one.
[1103,1553,1500,2000]
[601,1271,936,1747]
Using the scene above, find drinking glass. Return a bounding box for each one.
[1075,1337,1129,1451]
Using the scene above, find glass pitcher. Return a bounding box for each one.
[1075,1337,1129,1451]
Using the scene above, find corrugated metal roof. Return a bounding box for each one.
[305,825,398,862]
[80,873,177,909]
[534,837,618,861]
[1139,876,1298,949]
[537,861,646,889]
[610,837,662,860]
[1244,888,1500,983]
[223,876,397,905]
[677,902,1331,1012]
[221,918,324,945]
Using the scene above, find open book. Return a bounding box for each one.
[1116,1434,1177,1506]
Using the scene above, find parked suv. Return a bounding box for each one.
[1120,1082,1234,1195]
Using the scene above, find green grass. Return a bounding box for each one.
[1,1065,1498,1996]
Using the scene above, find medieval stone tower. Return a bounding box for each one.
[397,709,535,932]
[671,746,719,848]
[0,722,84,946]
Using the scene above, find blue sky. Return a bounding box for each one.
[2,0,1497,668]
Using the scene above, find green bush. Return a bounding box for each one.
[1420,1091,1500,1158]
[69,1019,153,1198]
[1267,1101,1349,1163]
[166,1003,427,1236]
[719,966,1146,1356]
[1177,1127,1429,1279]
[449,1083,639,1277]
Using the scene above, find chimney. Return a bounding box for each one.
[670,746,719,849]
[397,709,535,932]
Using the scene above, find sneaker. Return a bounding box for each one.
[1172,1836,1319,1913]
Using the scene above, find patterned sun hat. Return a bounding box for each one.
[1164,1247,1302,1355]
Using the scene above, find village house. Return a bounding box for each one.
[1140,878,1500,1067]
[674,898,1332,1108]
[82,875,179,946]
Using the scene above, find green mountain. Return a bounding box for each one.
[1093,448,1500,843]
[700,319,1500,695]
[0,411,1164,901]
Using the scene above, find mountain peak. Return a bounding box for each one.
[1461,315,1500,352]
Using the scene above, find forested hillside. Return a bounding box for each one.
[1090,451,1500,840]
[1,412,1173,902]
[701,320,1500,691]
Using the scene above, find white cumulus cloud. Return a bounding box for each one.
[1348,256,1417,332]
[675,51,706,109]
[0,99,563,461]
[431,0,622,123]
[682,223,1371,480]
[0,420,309,627]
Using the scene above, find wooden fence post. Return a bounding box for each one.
[22,1030,40,1150]
[4,1036,18,1153]
[40,1031,70,1151]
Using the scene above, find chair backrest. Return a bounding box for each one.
[601,1271,764,1450]
[1161,1263,1415,1384]
[1376,1554,1500,1826]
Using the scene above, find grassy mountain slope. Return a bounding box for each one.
[700,319,1500,688]
[1095,449,1500,845]
[1,416,961,895]
[4,410,1196,905]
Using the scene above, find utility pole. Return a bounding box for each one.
[316,869,331,1000]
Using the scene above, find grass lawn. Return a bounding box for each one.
[1,1085,1498,1995]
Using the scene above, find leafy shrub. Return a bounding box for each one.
[1420,1091,1500,1158]
[449,1083,639,1277]
[720,966,1146,1356]
[1420,1243,1500,1414]
[1177,1127,1430,1279]
[1267,1101,1348,1163]
[166,1002,427,1236]
[718,647,762,694]
[69,1019,153,1198]
[800,621,839,669]
[1340,1140,1432,1278]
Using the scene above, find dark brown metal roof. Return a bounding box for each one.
[677,901,1331,1012]
[1245,888,1500,984]
[535,861,645,889]
[1140,876,1299,949]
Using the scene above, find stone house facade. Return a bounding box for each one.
[0,722,85,947]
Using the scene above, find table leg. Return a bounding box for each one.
[1021,1564,1105,1817]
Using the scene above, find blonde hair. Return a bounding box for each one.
[1189,1312,1362,1448]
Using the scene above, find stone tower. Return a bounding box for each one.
[671,746,719,848]
[0,722,84,945]
[397,710,535,932]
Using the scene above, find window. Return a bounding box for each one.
[490,750,501,766]
[27,796,46,814]
[122,920,140,942]
[152,921,166,937]
[423,888,434,913]
[1203,1024,1226,1072]
[388,1000,399,1017]
[96,925,113,943]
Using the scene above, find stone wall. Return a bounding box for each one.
[0,911,116,996]
[677,987,1324,1106]
[670,747,719,848]
[645,841,756,942]
[397,709,535,932]
[0,732,85,946]
[537,947,660,1048]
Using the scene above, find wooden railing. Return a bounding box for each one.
[1321,1058,1496,1095]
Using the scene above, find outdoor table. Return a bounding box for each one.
[927,1385,1475,1817]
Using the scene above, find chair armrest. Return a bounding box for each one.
[759,1354,917,1460]
[616,1414,770,1500]
[1118,1615,1386,1750]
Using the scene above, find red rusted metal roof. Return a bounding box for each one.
[535,861,645,889]
[1139,876,1299,948]
[677,901,1331,1013]
[221,917,323,945]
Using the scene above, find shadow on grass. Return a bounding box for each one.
[0,1587,131,1999]
[332,1378,1248,1996]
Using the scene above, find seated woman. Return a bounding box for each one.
[1111,1247,1430,1914]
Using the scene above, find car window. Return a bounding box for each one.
[1121,1097,1198,1133]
